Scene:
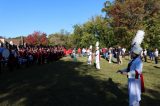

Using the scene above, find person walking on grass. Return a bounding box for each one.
[77,48,81,57]
[108,47,112,63]
[154,48,159,64]
[87,45,93,65]
[117,46,123,64]
[143,49,147,62]
[72,48,77,62]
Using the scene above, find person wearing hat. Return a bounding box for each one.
[117,30,145,106]
[95,42,100,69]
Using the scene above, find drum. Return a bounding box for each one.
[2,49,10,59]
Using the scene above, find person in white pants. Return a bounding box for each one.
[95,46,100,69]
[87,45,93,65]
[117,30,145,106]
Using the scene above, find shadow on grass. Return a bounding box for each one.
[153,66,160,69]
[0,59,159,106]
[141,88,160,106]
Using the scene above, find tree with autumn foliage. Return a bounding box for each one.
[25,31,48,46]
[102,0,160,49]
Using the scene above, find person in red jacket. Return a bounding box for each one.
[78,48,81,57]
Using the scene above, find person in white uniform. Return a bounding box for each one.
[87,45,93,65]
[117,30,145,106]
[154,48,159,64]
[95,42,100,69]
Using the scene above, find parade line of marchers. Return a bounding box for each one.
[0,46,68,72]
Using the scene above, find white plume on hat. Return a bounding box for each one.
[132,30,145,46]
[96,41,99,47]
[131,30,145,55]
[89,45,92,49]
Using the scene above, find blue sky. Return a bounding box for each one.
[0,0,113,38]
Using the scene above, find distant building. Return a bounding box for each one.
[6,39,21,46]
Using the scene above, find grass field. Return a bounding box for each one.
[0,56,160,106]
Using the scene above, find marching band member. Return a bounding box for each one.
[117,30,145,106]
[95,42,100,69]
[87,45,93,65]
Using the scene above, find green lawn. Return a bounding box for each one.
[0,56,160,106]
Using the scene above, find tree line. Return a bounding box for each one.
[71,0,160,50]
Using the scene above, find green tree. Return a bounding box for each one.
[143,0,160,49]
[72,24,83,47]
[48,30,72,48]
[72,16,115,48]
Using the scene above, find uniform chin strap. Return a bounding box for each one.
[135,70,145,93]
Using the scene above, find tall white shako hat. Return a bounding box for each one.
[131,30,145,55]
[96,41,99,50]
[89,45,92,49]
